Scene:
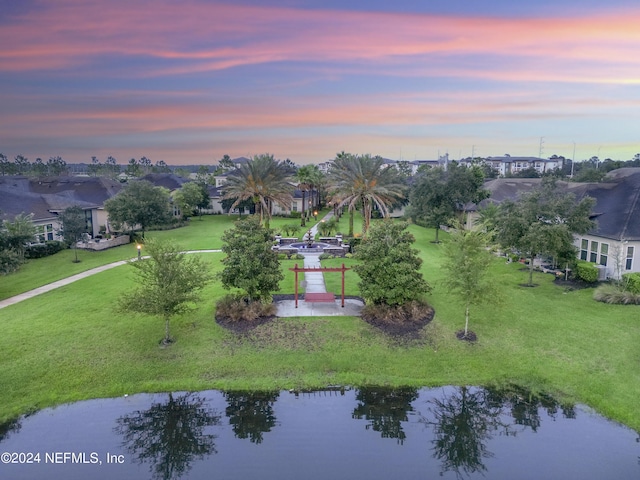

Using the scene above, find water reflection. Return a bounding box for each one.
[115,392,220,480]
[485,384,576,431]
[0,417,21,442]
[352,386,419,444]
[223,390,279,444]
[0,386,637,480]
[426,385,577,478]
[427,387,511,478]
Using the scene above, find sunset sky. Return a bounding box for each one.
[1,0,639,166]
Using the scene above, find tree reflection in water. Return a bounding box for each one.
[223,390,279,444]
[426,385,574,479]
[0,417,22,443]
[352,386,419,445]
[427,387,509,478]
[115,392,221,480]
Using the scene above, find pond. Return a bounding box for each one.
[0,386,638,480]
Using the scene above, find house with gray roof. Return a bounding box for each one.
[477,168,640,279]
[0,176,122,241]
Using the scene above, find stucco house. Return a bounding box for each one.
[477,168,640,279]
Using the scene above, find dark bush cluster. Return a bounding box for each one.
[24,241,66,259]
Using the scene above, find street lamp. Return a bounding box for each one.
[313,210,318,220]
[137,244,141,260]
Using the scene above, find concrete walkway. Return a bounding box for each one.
[0,250,221,310]
[275,211,363,317]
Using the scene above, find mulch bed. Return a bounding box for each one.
[361,304,435,339]
[456,330,477,342]
[553,277,596,290]
[216,295,436,343]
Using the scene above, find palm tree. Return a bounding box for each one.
[295,165,315,226]
[306,164,324,214]
[327,154,406,237]
[221,154,294,228]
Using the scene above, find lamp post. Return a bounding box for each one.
[137,244,141,260]
[313,210,318,220]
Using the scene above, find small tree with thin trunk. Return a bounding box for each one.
[59,205,87,263]
[118,239,212,345]
[441,225,498,340]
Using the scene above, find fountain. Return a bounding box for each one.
[275,230,349,256]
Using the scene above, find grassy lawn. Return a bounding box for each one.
[0,216,638,435]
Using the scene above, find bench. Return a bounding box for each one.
[304,293,336,303]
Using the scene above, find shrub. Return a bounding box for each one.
[24,241,66,259]
[354,221,430,306]
[621,273,640,294]
[280,224,301,237]
[318,253,335,260]
[593,284,640,305]
[317,217,338,236]
[0,248,22,274]
[575,260,598,283]
[219,216,283,301]
[215,294,277,322]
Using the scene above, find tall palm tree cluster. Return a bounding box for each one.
[221,152,406,236]
[327,153,406,236]
[221,154,294,228]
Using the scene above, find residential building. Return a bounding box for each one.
[477,168,640,279]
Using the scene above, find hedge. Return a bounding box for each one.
[24,241,67,259]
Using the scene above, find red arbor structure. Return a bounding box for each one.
[289,263,350,308]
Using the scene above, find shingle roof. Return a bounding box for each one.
[479,168,640,241]
[0,175,122,222]
[138,173,187,191]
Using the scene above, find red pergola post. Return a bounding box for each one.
[289,263,351,308]
[294,263,299,308]
[341,263,345,307]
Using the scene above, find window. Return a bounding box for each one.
[590,241,598,263]
[292,203,298,212]
[599,243,608,266]
[580,239,588,260]
[35,224,54,242]
[626,246,634,270]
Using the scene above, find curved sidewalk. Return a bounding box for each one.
[0,249,222,310]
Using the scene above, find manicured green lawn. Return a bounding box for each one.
[0,244,139,300]
[0,215,638,436]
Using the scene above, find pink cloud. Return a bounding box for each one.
[1,0,639,85]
